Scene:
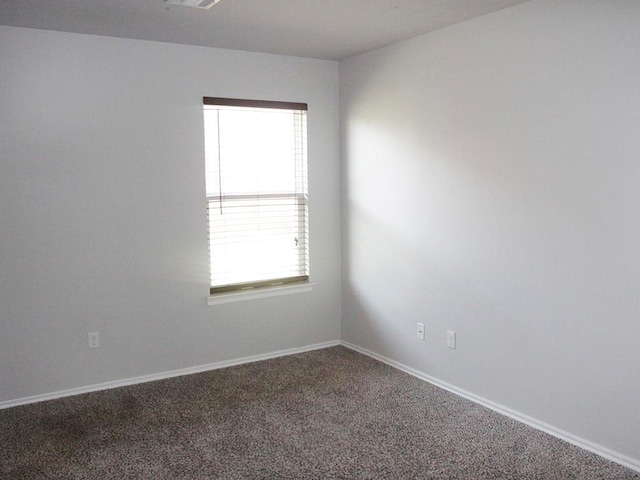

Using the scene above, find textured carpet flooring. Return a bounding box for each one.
[1,346,638,479]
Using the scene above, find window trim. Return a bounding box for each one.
[203,97,307,112]
[203,96,309,298]
[207,281,315,306]
[210,274,309,295]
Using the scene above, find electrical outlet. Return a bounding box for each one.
[417,323,425,340]
[88,332,100,349]
[447,330,456,349]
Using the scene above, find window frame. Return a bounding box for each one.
[203,97,310,299]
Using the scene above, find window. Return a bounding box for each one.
[203,97,309,296]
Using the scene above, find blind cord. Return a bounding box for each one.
[217,109,223,214]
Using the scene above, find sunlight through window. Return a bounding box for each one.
[203,98,309,294]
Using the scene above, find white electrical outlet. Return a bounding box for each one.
[417,323,425,340]
[88,332,100,349]
[447,330,456,349]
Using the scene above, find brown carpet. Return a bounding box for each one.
[1,346,638,479]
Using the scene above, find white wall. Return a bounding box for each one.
[0,26,341,403]
[341,0,640,465]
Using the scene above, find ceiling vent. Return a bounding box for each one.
[164,0,222,9]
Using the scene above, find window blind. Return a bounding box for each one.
[203,97,309,294]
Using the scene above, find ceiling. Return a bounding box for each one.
[0,0,530,60]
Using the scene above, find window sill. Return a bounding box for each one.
[207,281,315,306]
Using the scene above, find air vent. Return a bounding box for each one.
[165,0,221,9]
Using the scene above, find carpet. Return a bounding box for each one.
[1,346,638,479]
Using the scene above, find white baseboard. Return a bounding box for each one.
[340,340,640,474]
[0,340,341,410]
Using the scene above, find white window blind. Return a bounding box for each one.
[203,97,309,294]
